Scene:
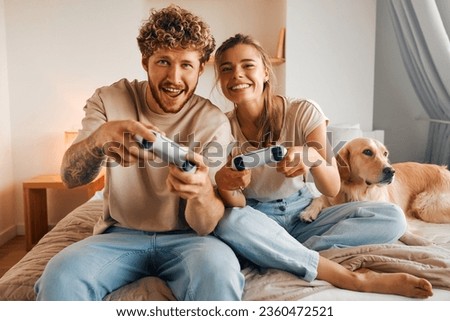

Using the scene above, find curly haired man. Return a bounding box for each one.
[35,5,244,301]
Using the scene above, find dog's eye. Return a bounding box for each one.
[363,149,373,156]
[384,151,388,157]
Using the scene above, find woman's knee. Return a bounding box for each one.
[378,203,408,237]
[214,207,250,238]
[195,238,242,275]
[357,202,407,241]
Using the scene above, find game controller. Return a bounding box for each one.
[134,131,196,173]
[231,145,287,171]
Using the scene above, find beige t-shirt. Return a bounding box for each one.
[74,78,233,234]
[228,97,328,202]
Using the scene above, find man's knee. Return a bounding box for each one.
[179,238,244,300]
[35,251,94,300]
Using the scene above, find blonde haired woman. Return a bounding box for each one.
[213,34,432,299]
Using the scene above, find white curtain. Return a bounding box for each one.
[388,0,450,166]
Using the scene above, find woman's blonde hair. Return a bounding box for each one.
[214,34,282,147]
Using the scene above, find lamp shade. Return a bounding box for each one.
[64,130,78,150]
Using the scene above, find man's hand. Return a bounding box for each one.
[166,152,226,235]
[96,120,162,167]
[61,120,162,187]
[166,152,211,200]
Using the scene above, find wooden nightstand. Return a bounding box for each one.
[23,173,105,250]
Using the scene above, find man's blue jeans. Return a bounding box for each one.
[35,227,244,300]
[214,186,407,282]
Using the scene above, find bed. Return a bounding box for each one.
[1,189,450,301]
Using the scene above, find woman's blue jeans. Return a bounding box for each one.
[35,227,244,301]
[214,186,407,282]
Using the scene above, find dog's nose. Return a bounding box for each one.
[383,167,395,178]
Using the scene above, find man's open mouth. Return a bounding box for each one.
[162,87,183,97]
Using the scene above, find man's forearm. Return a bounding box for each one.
[185,190,225,236]
[61,136,105,188]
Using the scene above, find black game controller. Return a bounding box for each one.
[134,131,196,173]
[231,145,287,171]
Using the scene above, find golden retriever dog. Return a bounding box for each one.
[300,138,450,234]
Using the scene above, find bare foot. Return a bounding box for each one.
[355,268,433,298]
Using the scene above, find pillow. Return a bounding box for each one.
[327,123,363,150]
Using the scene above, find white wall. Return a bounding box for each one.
[2,0,286,241]
[0,0,16,245]
[286,0,377,131]
[373,0,429,163]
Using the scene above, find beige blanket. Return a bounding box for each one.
[1,200,449,301]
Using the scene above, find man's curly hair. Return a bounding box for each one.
[137,5,215,64]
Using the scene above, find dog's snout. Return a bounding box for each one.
[383,167,395,178]
[378,166,395,184]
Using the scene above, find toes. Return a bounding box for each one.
[417,279,433,297]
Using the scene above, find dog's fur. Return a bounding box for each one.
[301,138,450,228]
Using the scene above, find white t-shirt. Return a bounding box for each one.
[227,97,328,202]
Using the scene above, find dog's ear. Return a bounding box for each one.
[336,145,351,181]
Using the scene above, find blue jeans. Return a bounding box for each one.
[214,186,407,282]
[35,227,244,301]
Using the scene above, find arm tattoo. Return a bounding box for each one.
[61,138,105,188]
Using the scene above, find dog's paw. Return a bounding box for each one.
[399,231,434,246]
[299,197,326,222]
[299,207,319,223]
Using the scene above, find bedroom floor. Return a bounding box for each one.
[0,236,27,278]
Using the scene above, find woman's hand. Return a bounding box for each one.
[215,159,252,191]
[214,158,250,208]
[276,122,340,197]
[276,146,315,178]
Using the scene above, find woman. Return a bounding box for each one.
[213,34,432,298]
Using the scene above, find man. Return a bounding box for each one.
[35,5,244,301]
